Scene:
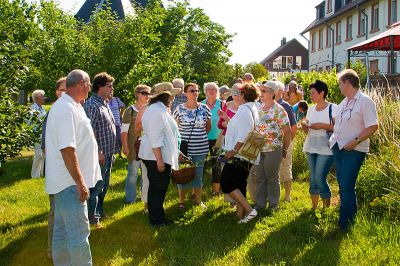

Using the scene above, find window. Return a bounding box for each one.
[370,59,379,73]
[312,32,317,52]
[287,56,293,68]
[336,63,342,71]
[346,16,353,40]
[326,65,331,72]
[371,3,379,31]
[327,0,332,12]
[282,56,287,68]
[326,26,332,47]
[319,67,324,72]
[336,21,342,44]
[296,56,302,69]
[319,29,324,49]
[358,9,366,36]
[389,0,398,25]
[273,57,282,69]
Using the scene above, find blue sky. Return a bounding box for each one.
[52,0,321,65]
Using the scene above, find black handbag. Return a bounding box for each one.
[326,104,334,138]
[180,106,198,156]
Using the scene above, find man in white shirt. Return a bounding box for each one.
[45,69,101,265]
[30,89,46,178]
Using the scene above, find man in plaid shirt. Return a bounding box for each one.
[84,72,118,227]
[170,78,186,113]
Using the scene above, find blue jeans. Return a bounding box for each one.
[332,144,366,230]
[53,185,92,265]
[306,152,334,199]
[87,155,114,224]
[125,159,141,203]
[177,154,207,189]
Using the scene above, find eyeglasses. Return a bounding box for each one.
[188,89,199,93]
[261,89,274,94]
[138,91,150,96]
[339,98,357,125]
[105,83,113,88]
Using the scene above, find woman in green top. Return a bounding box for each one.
[202,82,223,196]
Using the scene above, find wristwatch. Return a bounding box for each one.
[355,137,361,144]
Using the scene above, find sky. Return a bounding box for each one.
[52,0,322,65]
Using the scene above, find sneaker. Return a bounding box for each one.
[238,209,257,224]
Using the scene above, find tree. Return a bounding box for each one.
[244,62,269,81]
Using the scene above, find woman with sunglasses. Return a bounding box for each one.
[330,69,378,231]
[301,80,337,210]
[173,83,211,209]
[121,85,151,210]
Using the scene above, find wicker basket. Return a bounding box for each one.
[171,161,196,184]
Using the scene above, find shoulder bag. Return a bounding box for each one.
[237,105,265,161]
[180,106,198,156]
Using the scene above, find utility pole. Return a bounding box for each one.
[326,24,335,69]
[360,8,371,90]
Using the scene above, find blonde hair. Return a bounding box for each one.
[32,90,45,102]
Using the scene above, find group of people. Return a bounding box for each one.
[31,68,377,265]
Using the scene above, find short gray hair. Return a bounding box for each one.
[243,73,254,82]
[203,82,220,99]
[172,78,184,89]
[66,69,89,88]
[32,90,45,102]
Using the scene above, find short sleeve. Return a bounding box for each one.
[236,107,254,143]
[362,97,378,128]
[285,105,296,126]
[203,104,211,119]
[117,97,125,108]
[122,107,132,124]
[331,104,339,119]
[55,111,77,150]
[278,107,290,127]
[173,105,181,120]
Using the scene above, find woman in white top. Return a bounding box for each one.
[302,80,338,210]
[139,90,180,227]
[221,83,260,224]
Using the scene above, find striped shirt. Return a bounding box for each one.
[108,97,125,126]
[173,103,211,156]
[84,93,118,156]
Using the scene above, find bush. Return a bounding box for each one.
[292,131,309,181]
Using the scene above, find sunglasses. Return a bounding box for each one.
[187,89,199,93]
[138,91,150,96]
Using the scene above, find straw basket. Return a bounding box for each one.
[171,160,196,184]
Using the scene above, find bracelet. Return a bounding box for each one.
[355,137,361,144]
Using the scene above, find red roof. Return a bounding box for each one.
[347,23,400,51]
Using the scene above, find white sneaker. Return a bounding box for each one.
[238,209,257,224]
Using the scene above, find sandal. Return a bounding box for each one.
[178,203,185,210]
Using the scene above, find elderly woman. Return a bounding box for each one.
[121,85,151,207]
[173,83,211,209]
[202,82,223,196]
[302,80,338,210]
[31,89,46,178]
[330,69,378,231]
[220,83,260,224]
[138,85,181,227]
[254,80,291,211]
[284,80,303,106]
[217,83,241,137]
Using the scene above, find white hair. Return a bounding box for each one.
[66,69,89,88]
[172,78,184,89]
[32,90,45,102]
[203,82,220,99]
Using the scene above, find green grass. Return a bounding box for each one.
[1,152,400,265]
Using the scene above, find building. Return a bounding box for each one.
[301,0,400,73]
[260,38,308,78]
[76,0,148,23]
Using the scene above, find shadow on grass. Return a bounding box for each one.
[247,211,345,265]
[0,211,48,234]
[0,155,33,187]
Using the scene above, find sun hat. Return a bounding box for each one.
[151,82,181,98]
[262,80,280,94]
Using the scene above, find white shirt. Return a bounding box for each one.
[303,103,338,155]
[329,90,378,153]
[225,102,259,161]
[45,94,102,194]
[139,102,180,170]
[30,103,47,120]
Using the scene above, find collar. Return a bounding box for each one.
[62,93,81,107]
[92,93,107,106]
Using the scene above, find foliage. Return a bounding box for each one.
[0,0,40,165]
[2,153,400,265]
[244,62,269,82]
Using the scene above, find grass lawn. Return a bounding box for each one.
[1,151,400,265]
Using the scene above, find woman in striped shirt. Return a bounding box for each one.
[173,83,211,209]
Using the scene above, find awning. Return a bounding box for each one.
[347,22,400,51]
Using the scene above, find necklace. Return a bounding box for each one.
[206,99,216,109]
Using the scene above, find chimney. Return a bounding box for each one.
[281,37,287,46]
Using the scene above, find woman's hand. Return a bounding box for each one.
[343,139,358,151]
[308,123,324,130]
[122,146,129,157]
[156,160,165,172]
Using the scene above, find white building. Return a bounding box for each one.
[301,0,399,73]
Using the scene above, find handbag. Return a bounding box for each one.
[237,106,265,161]
[180,106,198,156]
[326,104,333,139]
[134,137,141,161]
